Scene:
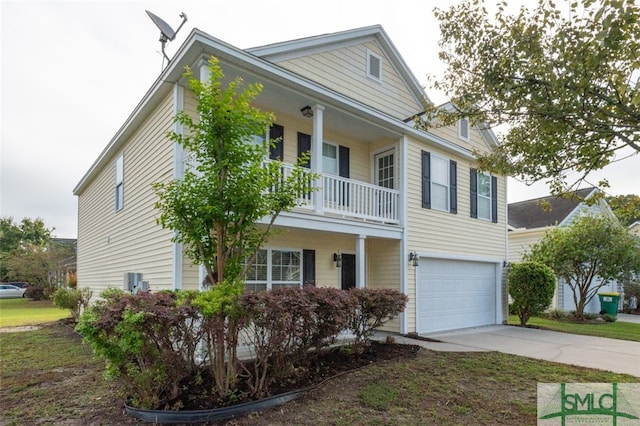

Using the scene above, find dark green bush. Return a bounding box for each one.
[509,262,556,325]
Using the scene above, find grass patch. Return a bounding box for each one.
[508,315,640,342]
[358,382,400,410]
[0,298,70,327]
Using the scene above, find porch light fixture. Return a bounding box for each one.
[409,252,419,267]
[333,253,342,268]
[301,105,313,118]
[503,260,511,268]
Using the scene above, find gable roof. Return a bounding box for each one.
[508,187,597,229]
[246,25,430,108]
[74,26,480,196]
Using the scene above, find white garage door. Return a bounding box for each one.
[417,258,497,334]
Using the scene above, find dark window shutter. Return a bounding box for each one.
[421,151,431,209]
[449,160,457,214]
[491,176,498,223]
[297,132,311,168]
[303,249,316,287]
[470,168,478,218]
[339,145,350,178]
[269,124,284,160]
[338,145,350,206]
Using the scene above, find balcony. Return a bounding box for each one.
[270,161,400,225]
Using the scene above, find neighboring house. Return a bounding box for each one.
[508,188,618,314]
[50,238,77,287]
[74,25,508,335]
[630,221,640,237]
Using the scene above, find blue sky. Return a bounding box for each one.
[1,0,638,238]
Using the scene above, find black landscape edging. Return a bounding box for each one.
[124,344,422,424]
[124,388,306,424]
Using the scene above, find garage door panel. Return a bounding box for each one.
[417,258,496,334]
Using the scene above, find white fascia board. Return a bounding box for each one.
[74,27,468,194]
[557,188,599,227]
[260,212,403,240]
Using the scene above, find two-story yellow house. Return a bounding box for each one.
[74,25,508,335]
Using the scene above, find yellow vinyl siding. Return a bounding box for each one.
[404,137,507,332]
[367,238,402,332]
[429,123,494,156]
[508,229,545,263]
[277,42,421,119]
[182,252,200,291]
[77,92,176,298]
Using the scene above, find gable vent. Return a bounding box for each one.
[367,50,382,82]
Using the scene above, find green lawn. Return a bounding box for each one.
[508,315,640,342]
[0,298,70,327]
[1,323,637,425]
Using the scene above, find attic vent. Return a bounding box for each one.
[367,50,382,82]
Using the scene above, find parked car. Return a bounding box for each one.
[4,282,29,289]
[0,284,27,299]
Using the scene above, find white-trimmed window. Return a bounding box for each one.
[245,248,302,291]
[430,155,450,211]
[477,172,492,220]
[115,153,124,211]
[458,117,470,142]
[367,50,382,82]
[322,142,338,175]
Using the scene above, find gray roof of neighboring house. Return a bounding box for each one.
[508,187,596,229]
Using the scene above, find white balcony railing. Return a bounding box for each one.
[270,161,400,224]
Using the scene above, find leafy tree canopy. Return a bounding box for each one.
[525,214,640,318]
[0,216,52,253]
[607,194,640,226]
[154,56,313,287]
[419,0,640,195]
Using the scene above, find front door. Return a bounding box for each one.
[341,254,356,290]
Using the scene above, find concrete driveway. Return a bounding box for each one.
[408,325,640,377]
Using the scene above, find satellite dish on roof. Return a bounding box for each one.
[145,10,188,68]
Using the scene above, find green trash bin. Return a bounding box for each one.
[598,292,620,316]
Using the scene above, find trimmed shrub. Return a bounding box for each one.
[509,262,556,325]
[24,285,47,300]
[77,285,408,409]
[76,291,205,409]
[52,287,93,321]
[348,288,408,347]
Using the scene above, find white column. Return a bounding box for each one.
[356,235,366,288]
[312,105,325,214]
[399,134,409,333]
[172,83,185,290]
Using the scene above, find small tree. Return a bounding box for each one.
[526,215,640,319]
[508,262,556,325]
[153,56,313,398]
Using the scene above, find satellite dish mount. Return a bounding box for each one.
[146,10,188,67]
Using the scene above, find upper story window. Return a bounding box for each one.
[458,117,470,142]
[477,173,492,220]
[115,153,124,211]
[421,151,457,214]
[367,50,382,82]
[470,169,497,223]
